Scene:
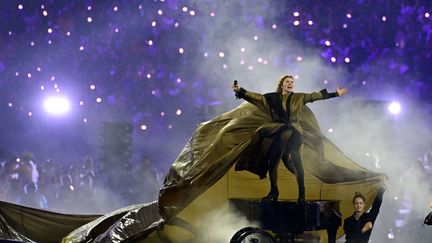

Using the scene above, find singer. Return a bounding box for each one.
[232,75,347,202]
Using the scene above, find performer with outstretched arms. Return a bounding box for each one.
[232,75,348,202]
[344,188,386,243]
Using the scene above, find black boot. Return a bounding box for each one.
[297,186,305,203]
[262,186,279,202]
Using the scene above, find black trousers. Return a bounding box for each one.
[266,127,304,195]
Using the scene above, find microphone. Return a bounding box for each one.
[233,80,239,99]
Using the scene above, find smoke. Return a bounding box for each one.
[49,186,128,214]
[199,207,260,243]
[182,1,432,242]
[4,1,432,241]
[314,96,432,242]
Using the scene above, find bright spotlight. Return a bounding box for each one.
[388,101,401,115]
[43,96,71,115]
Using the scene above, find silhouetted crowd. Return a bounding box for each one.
[0,151,162,214]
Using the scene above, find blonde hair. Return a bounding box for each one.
[276,75,294,93]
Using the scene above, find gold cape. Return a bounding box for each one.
[0,102,386,242]
[159,101,386,219]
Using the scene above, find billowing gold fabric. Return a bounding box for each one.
[0,200,99,243]
[159,101,386,220]
[62,201,161,243]
[0,101,386,243]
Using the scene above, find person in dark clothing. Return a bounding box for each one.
[233,75,348,202]
[16,182,48,209]
[343,187,385,243]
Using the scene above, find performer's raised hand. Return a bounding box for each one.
[361,222,373,233]
[232,81,241,91]
[336,84,348,96]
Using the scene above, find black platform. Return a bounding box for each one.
[229,199,341,243]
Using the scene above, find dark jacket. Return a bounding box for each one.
[236,88,338,135]
[343,188,385,243]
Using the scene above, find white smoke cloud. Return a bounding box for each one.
[199,207,260,243]
[185,2,432,242]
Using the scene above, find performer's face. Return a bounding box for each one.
[353,197,365,213]
[282,77,294,93]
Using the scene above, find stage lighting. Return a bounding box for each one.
[43,96,71,115]
[387,229,395,239]
[388,101,401,115]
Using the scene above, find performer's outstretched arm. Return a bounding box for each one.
[359,187,385,234]
[367,187,386,223]
[304,85,348,104]
[232,84,269,112]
